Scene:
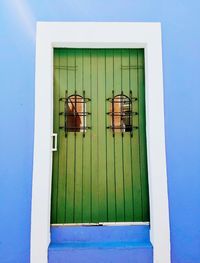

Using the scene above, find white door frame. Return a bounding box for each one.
[31,22,171,263]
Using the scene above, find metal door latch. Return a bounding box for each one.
[52,133,58,151]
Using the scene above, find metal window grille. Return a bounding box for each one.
[106,91,138,137]
[59,90,91,137]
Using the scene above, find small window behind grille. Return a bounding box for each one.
[111,95,132,132]
[67,95,85,132]
[59,91,91,137]
[106,91,138,136]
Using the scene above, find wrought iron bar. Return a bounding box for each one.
[83,90,86,137]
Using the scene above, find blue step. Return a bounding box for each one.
[48,226,153,263]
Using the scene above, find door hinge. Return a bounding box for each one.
[52,133,58,151]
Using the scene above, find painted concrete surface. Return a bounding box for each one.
[0,0,200,263]
[49,226,152,263]
[50,225,150,243]
[49,245,153,263]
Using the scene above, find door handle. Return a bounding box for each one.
[52,133,58,151]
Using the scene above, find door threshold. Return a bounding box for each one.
[51,222,150,227]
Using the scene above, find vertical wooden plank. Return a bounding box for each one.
[105,49,116,222]
[65,49,76,223]
[97,49,107,222]
[56,49,67,223]
[74,49,83,222]
[113,49,125,222]
[91,49,99,222]
[130,49,143,221]
[51,49,60,223]
[121,49,134,221]
[138,49,150,221]
[82,49,92,222]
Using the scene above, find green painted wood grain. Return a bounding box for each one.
[56,49,67,222]
[90,50,99,222]
[74,49,83,222]
[82,49,92,222]
[105,49,116,222]
[121,49,134,221]
[113,49,125,222]
[137,49,150,221]
[65,49,76,223]
[97,50,107,222]
[51,49,60,223]
[130,49,143,221]
[51,48,149,224]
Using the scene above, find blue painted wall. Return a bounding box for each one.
[0,1,200,262]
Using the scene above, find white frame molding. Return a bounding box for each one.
[31,22,170,263]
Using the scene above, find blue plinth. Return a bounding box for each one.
[48,225,153,263]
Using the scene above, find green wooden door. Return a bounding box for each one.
[51,48,149,224]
